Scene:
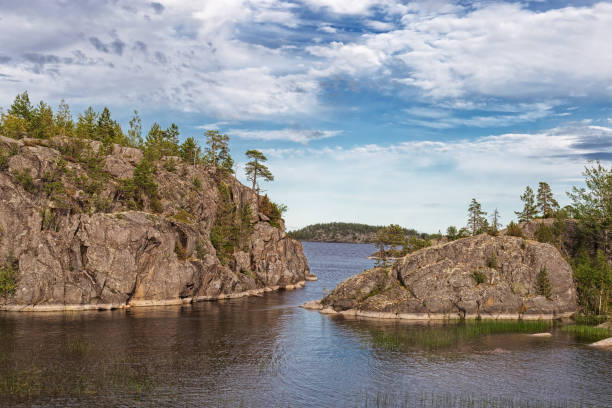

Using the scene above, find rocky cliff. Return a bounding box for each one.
[308,234,577,320]
[0,136,312,311]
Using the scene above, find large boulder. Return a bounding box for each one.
[320,234,577,319]
[0,137,311,311]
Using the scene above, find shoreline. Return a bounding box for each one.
[302,300,574,321]
[0,279,310,313]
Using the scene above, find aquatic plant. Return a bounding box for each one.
[561,325,610,342]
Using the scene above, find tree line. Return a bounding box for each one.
[0,91,278,203]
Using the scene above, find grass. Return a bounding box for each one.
[561,325,610,342]
[369,320,551,351]
[572,315,609,325]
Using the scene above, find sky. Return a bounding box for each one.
[1,0,611,232]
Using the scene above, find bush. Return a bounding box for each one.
[192,176,201,189]
[0,148,8,171]
[0,256,18,296]
[487,254,498,269]
[506,221,524,237]
[536,267,552,299]
[195,238,207,259]
[473,270,487,285]
[174,242,188,260]
[13,168,36,193]
[163,158,177,172]
[534,223,555,243]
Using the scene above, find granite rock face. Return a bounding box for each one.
[320,234,577,319]
[0,136,311,310]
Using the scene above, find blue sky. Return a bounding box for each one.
[1,0,611,232]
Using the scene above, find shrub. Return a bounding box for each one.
[174,241,188,260]
[536,267,552,299]
[0,256,18,296]
[473,270,486,285]
[191,176,201,189]
[534,223,555,243]
[506,221,524,237]
[0,148,8,171]
[150,197,162,213]
[487,254,498,269]
[13,168,36,193]
[195,238,207,259]
[173,208,193,224]
[163,158,177,172]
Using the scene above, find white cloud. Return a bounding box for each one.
[249,124,612,231]
[231,128,341,143]
[306,2,612,101]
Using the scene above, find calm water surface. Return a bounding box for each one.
[1,242,611,407]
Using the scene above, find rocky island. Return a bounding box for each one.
[305,233,578,320]
[0,135,313,311]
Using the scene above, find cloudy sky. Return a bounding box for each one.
[1,0,611,232]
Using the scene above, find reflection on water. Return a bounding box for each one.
[1,242,611,407]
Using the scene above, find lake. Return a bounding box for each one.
[1,242,611,407]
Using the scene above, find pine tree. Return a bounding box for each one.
[204,130,230,168]
[245,149,273,193]
[467,198,487,235]
[515,186,537,222]
[536,182,559,218]
[180,137,201,165]
[8,91,32,122]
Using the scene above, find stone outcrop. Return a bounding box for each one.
[0,136,312,311]
[313,234,577,320]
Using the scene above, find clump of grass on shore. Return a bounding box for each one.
[369,320,551,351]
[561,325,610,342]
[572,315,608,326]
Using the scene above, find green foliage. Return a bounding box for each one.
[13,169,36,193]
[536,267,552,299]
[179,137,202,165]
[173,208,193,224]
[515,186,537,222]
[536,181,559,218]
[192,176,201,189]
[204,130,231,169]
[245,149,273,192]
[487,254,497,269]
[467,198,487,235]
[472,270,486,285]
[288,223,421,242]
[534,223,555,244]
[572,314,608,325]
[0,256,18,296]
[573,248,611,314]
[259,194,285,228]
[210,182,253,265]
[117,159,159,211]
[0,147,9,171]
[506,221,524,237]
[163,157,177,172]
[561,324,610,342]
[143,123,180,161]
